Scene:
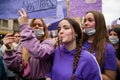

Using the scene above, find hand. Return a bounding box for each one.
[51,37,58,47]
[18,8,28,26]
[3,33,14,49]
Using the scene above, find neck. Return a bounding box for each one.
[64,40,76,51]
[114,44,119,50]
[88,36,94,43]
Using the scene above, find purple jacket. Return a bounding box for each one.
[3,24,55,80]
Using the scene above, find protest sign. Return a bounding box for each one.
[69,0,102,18]
[0,0,57,19]
[44,0,66,25]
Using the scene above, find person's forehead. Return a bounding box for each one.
[59,20,71,27]
[85,13,94,19]
[34,19,43,23]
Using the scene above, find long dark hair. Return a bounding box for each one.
[58,18,83,80]
[110,25,120,59]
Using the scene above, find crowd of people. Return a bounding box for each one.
[0,9,120,80]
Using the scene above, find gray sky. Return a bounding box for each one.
[102,0,120,25]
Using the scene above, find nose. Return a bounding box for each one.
[84,21,89,28]
[59,28,64,35]
[34,25,40,29]
[58,30,64,39]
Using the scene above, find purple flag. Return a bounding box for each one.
[69,0,102,18]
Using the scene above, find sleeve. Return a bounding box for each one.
[78,51,102,80]
[0,44,7,54]
[104,44,116,71]
[85,55,102,80]
[3,50,26,73]
[20,24,55,59]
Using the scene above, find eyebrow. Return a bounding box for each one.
[58,25,70,28]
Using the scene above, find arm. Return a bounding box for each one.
[80,51,102,80]
[86,55,102,80]
[19,24,55,59]
[18,9,55,58]
[103,44,116,80]
[116,58,120,72]
[2,34,27,73]
[3,51,23,72]
[102,70,116,80]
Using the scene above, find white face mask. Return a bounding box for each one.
[84,27,96,36]
[109,36,119,44]
[34,29,44,38]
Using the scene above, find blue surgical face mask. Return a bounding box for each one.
[84,27,96,36]
[109,36,119,44]
[34,29,44,38]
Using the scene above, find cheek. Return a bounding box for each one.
[65,30,73,36]
[114,36,119,38]
[65,31,75,40]
[91,22,95,27]
[39,27,44,30]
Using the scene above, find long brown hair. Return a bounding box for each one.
[58,18,83,80]
[30,18,49,42]
[84,11,110,66]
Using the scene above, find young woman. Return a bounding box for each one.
[109,26,120,80]
[3,9,56,80]
[82,10,116,80]
[49,18,102,80]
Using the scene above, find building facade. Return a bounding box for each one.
[0,19,19,39]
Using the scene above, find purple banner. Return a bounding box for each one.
[0,0,57,19]
[44,0,66,24]
[69,0,102,18]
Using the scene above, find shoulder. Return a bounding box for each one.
[81,50,94,59]
[105,43,115,54]
[80,50,97,63]
[106,43,114,49]
[78,50,100,73]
